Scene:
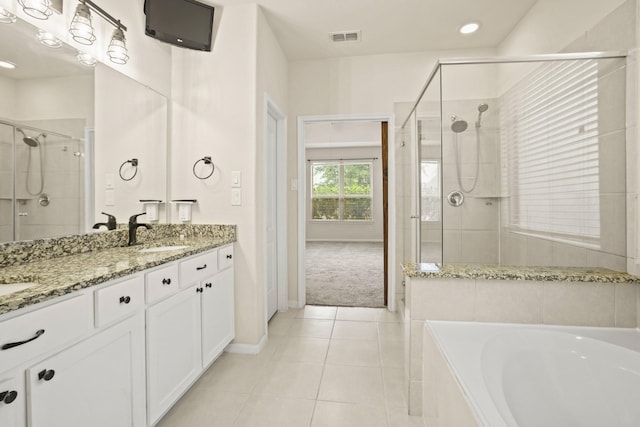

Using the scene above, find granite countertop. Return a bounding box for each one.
[0,227,236,316]
[402,262,639,284]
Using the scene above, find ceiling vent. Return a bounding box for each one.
[330,31,361,43]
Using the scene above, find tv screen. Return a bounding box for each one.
[144,0,218,51]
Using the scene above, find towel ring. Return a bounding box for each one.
[119,158,138,181]
[193,156,214,180]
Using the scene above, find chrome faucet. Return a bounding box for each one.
[128,213,151,246]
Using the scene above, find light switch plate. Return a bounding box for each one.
[231,171,241,188]
[290,179,298,191]
[105,173,114,189]
[231,189,241,206]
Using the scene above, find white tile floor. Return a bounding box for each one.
[157,306,422,427]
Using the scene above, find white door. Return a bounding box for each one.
[266,112,278,320]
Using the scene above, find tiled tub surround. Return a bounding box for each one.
[402,262,640,416]
[0,224,236,315]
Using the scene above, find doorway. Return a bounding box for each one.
[297,114,396,310]
[264,97,287,322]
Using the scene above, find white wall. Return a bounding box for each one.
[171,4,288,348]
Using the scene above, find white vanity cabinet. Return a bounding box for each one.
[147,245,234,425]
[27,313,146,427]
[0,376,24,427]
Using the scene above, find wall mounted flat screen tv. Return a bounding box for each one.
[144,0,219,51]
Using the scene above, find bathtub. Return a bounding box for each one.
[425,321,640,427]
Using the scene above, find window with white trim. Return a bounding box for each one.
[500,59,600,244]
[310,161,373,221]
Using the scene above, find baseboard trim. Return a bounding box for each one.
[226,334,267,355]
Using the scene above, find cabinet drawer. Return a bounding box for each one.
[95,276,144,327]
[179,251,217,289]
[146,264,179,304]
[0,293,93,373]
[217,245,234,271]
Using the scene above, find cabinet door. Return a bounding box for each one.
[201,268,235,367]
[0,376,25,427]
[147,287,202,425]
[27,313,145,427]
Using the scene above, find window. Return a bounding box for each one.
[311,162,372,221]
[421,161,440,221]
[501,59,600,244]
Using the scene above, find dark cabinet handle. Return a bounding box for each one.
[196,264,207,271]
[196,287,203,293]
[226,254,232,259]
[38,369,55,381]
[205,283,212,288]
[2,329,45,350]
[0,390,17,404]
[162,278,171,285]
[119,296,131,304]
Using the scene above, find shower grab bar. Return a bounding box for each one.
[400,50,628,130]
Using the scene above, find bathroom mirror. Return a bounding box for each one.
[0,15,168,243]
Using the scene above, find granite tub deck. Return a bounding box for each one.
[401,262,640,417]
[0,224,236,316]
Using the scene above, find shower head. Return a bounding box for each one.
[475,103,489,128]
[450,115,468,133]
[16,128,40,147]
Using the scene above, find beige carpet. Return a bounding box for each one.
[305,241,385,308]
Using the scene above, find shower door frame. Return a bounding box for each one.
[400,50,629,265]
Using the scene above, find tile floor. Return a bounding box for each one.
[157,305,422,427]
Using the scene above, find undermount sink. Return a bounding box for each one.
[0,283,37,297]
[139,245,189,253]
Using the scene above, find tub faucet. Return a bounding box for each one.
[128,213,151,246]
[93,212,117,230]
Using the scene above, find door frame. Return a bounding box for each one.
[263,95,288,322]
[297,113,396,311]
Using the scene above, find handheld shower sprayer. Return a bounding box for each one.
[475,103,489,128]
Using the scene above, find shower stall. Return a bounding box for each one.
[0,121,87,242]
[399,51,628,271]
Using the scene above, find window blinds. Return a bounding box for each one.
[500,59,600,242]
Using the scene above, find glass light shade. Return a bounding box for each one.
[108,27,129,64]
[69,3,96,45]
[77,52,96,67]
[0,7,17,24]
[37,30,62,48]
[18,0,53,20]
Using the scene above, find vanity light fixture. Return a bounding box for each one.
[107,26,129,64]
[37,29,62,48]
[69,1,95,45]
[0,7,17,24]
[18,0,53,20]
[76,51,97,66]
[69,0,128,64]
[0,60,16,69]
[459,22,480,35]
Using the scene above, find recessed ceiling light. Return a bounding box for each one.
[0,60,16,69]
[459,22,480,35]
[77,52,97,67]
[0,7,17,23]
